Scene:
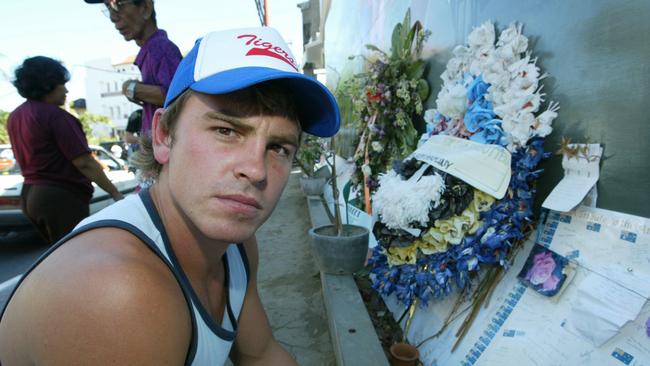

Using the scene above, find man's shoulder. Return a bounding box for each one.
[148,29,182,58]
[0,227,192,364]
[14,227,185,315]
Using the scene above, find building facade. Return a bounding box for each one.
[84,56,140,131]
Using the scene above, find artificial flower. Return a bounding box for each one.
[436,83,468,119]
[368,20,555,309]
[373,170,445,229]
[385,244,418,266]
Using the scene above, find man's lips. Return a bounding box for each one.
[218,194,262,210]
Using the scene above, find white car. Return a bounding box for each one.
[0,144,138,243]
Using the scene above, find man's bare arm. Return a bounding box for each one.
[0,228,191,365]
[229,236,298,365]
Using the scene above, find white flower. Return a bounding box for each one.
[361,164,372,176]
[468,21,496,50]
[501,112,533,148]
[423,109,437,124]
[436,83,468,119]
[533,101,559,137]
[371,141,384,152]
[452,45,470,58]
[508,56,544,93]
[441,57,465,85]
[496,23,528,61]
[373,170,445,230]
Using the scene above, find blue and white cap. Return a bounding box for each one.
[165,27,340,137]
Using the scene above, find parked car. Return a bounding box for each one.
[0,144,138,244]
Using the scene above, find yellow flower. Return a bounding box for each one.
[385,244,418,266]
[473,190,495,212]
[417,229,448,255]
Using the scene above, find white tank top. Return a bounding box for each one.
[2,190,249,366]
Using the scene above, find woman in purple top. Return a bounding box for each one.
[7,56,123,244]
[85,0,182,136]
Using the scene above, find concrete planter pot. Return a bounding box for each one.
[299,176,327,196]
[308,224,369,275]
[389,342,419,366]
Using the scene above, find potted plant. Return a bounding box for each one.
[308,136,370,275]
[295,133,328,196]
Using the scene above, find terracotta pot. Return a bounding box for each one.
[389,342,419,366]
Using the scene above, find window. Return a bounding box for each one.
[92,148,121,171]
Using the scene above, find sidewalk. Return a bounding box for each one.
[255,172,336,365]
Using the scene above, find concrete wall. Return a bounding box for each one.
[324,0,650,218]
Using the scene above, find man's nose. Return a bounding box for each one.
[109,10,120,23]
[234,139,267,186]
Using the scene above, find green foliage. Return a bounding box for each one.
[0,110,9,144]
[337,9,432,209]
[77,112,113,144]
[295,133,325,177]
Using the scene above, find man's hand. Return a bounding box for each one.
[122,79,166,107]
[122,80,142,105]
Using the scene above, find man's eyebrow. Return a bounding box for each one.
[204,111,253,132]
[270,133,300,148]
[205,111,300,146]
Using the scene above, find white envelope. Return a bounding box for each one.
[410,135,512,199]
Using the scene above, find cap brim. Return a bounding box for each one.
[190,67,340,137]
[83,0,104,3]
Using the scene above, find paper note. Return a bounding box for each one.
[542,144,603,212]
[410,135,511,199]
[564,273,647,347]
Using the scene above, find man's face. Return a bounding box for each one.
[158,92,300,243]
[103,0,148,42]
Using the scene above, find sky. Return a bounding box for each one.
[0,0,305,111]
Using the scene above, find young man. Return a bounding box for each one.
[85,0,182,135]
[0,27,339,365]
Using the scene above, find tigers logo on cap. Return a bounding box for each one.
[237,34,298,71]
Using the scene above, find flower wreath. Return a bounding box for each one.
[368,21,559,307]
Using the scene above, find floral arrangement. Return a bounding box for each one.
[343,9,431,212]
[366,21,559,342]
[295,134,326,177]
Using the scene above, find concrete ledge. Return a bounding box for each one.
[306,195,389,366]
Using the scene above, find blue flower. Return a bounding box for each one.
[467,75,491,105]
[464,102,496,133]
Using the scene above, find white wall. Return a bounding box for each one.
[84,57,140,130]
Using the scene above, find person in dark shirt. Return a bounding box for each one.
[124,108,142,157]
[85,0,182,136]
[6,56,123,244]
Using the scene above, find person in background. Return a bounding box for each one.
[6,56,123,245]
[124,108,142,157]
[124,108,142,145]
[0,27,340,365]
[85,0,182,136]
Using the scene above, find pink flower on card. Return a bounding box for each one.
[525,251,556,287]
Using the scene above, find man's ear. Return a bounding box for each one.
[152,108,171,165]
[142,0,154,20]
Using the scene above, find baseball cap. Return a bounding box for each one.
[165,27,340,137]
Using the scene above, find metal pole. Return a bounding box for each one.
[263,0,269,25]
